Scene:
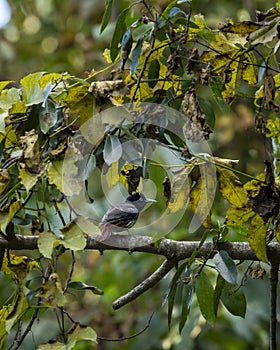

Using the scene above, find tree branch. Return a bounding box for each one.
[2,233,280,263]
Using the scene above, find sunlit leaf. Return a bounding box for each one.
[248,214,268,263]
[213,250,237,284]
[20,168,41,192]
[226,206,254,234]
[67,324,97,349]
[104,160,120,188]
[37,273,66,308]
[217,164,248,208]
[195,270,216,323]
[60,221,87,251]
[37,342,66,350]
[20,72,45,106]
[38,231,61,259]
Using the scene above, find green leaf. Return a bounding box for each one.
[247,214,268,263]
[100,0,114,34]
[165,261,188,327]
[221,281,246,318]
[42,82,53,108]
[195,270,216,323]
[179,283,193,333]
[67,324,97,349]
[38,231,61,259]
[68,281,104,295]
[131,38,144,74]
[213,274,224,316]
[110,7,129,62]
[213,250,237,284]
[104,134,122,166]
[20,72,45,106]
[148,60,160,88]
[197,96,215,129]
[60,221,87,251]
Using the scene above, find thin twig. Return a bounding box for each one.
[270,263,279,350]
[112,260,176,310]
[97,312,154,341]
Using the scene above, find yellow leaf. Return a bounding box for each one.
[168,165,194,213]
[248,214,268,263]
[189,163,216,228]
[0,169,10,194]
[0,201,21,233]
[226,206,255,235]
[37,273,66,308]
[104,160,120,188]
[47,160,82,196]
[20,168,41,192]
[217,166,248,208]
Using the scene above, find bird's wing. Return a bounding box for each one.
[100,203,139,227]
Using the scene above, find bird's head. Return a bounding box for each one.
[126,193,156,211]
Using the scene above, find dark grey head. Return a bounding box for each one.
[126,193,156,211]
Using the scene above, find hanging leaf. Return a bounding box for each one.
[39,99,58,134]
[104,135,122,166]
[221,280,246,317]
[5,292,29,333]
[213,250,237,285]
[179,282,194,333]
[100,0,114,34]
[120,28,133,70]
[131,38,144,74]
[247,214,268,263]
[165,261,188,327]
[0,168,10,194]
[195,270,216,323]
[189,162,216,229]
[168,165,194,213]
[148,59,160,88]
[217,164,248,208]
[110,8,129,62]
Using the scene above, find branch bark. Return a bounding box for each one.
[2,234,280,263]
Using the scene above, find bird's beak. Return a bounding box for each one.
[146,198,157,203]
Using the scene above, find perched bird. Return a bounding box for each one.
[96,193,156,241]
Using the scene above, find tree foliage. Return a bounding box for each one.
[0,0,280,349]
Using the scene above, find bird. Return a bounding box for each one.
[96,193,156,241]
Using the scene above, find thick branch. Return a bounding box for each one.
[2,234,280,263]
